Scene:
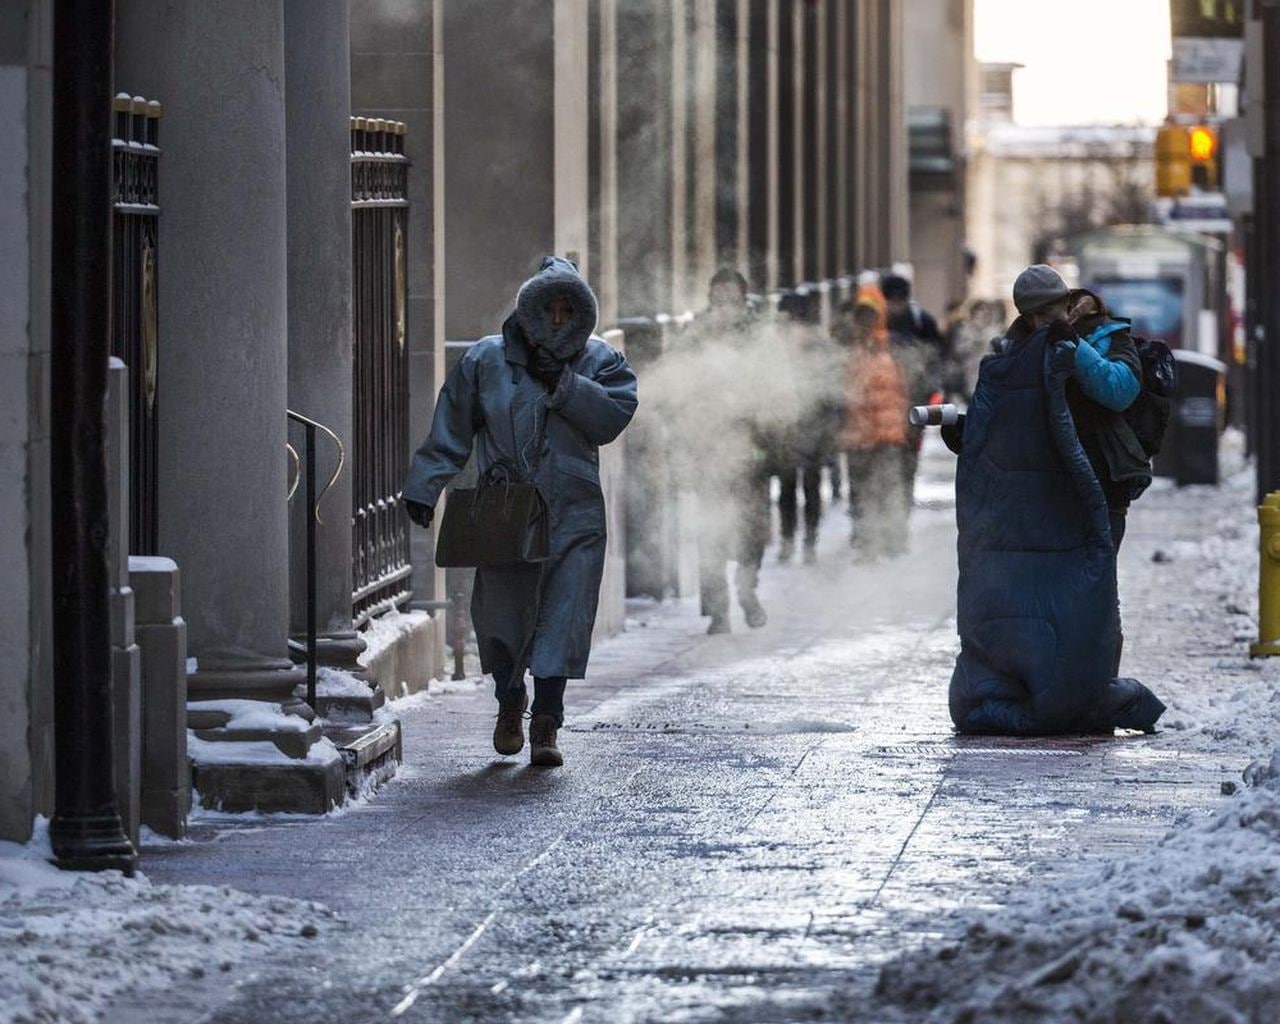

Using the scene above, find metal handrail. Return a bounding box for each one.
[286,409,346,712]
[286,408,346,525]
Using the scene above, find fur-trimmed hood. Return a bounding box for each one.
[515,256,599,360]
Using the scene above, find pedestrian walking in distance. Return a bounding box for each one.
[942,264,1164,736]
[840,284,914,560]
[402,257,638,767]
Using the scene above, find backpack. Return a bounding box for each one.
[1125,335,1176,458]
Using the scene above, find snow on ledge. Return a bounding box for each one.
[187,734,341,767]
[188,699,311,734]
[357,607,430,668]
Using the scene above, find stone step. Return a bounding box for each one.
[324,717,402,796]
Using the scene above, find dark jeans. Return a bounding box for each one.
[1109,507,1128,674]
[699,468,770,619]
[778,464,823,546]
[1109,508,1127,553]
[495,672,567,726]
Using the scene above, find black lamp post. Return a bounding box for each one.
[48,0,136,875]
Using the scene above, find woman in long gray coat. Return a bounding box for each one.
[402,257,637,767]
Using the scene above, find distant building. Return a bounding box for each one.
[967,63,1157,301]
[904,0,978,316]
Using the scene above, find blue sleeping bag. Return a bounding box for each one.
[950,324,1165,735]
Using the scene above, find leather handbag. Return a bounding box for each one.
[434,464,550,568]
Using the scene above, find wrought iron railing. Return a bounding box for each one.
[111,93,161,555]
[351,117,412,627]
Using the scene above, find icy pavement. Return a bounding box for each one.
[57,438,1280,1022]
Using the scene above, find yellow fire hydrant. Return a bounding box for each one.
[1252,492,1280,657]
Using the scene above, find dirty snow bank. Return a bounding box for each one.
[0,821,335,1024]
[873,751,1280,1024]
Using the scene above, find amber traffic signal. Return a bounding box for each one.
[1188,125,1219,190]
[1156,125,1192,197]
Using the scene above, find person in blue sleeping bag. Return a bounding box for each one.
[942,265,1165,736]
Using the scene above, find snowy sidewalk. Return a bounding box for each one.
[5,441,1277,1024]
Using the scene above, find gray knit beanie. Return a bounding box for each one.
[1012,264,1070,315]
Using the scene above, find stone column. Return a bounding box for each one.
[617,0,675,316]
[745,0,779,294]
[0,0,55,843]
[283,0,362,672]
[445,0,570,335]
[830,0,850,278]
[107,359,141,845]
[115,2,302,704]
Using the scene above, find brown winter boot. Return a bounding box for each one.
[493,695,528,756]
[529,714,564,768]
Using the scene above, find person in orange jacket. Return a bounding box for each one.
[840,284,913,559]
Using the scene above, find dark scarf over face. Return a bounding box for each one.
[514,256,600,360]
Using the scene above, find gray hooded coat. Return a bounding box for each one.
[403,258,637,691]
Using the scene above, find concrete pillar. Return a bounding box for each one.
[283,0,362,671]
[595,0,620,328]
[882,0,910,264]
[812,0,828,284]
[130,557,189,839]
[776,0,796,289]
[107,359,141,846]
[691,0,718,293]
[0,0,55,843]
[445,0,556,336]
[734,0,751,271]
[670,1,690,311]
[115,2,302,703]
[855,0,875,267]
[745,0,778,293]
[789,0,805,287]
[617,0,675,316]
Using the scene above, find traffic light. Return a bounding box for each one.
[1188,125,1220,191]
[1156,125,1191,197]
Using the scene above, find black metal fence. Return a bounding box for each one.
[111,92,161,555]
[351,117,412,626]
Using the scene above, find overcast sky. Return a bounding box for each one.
[974,0,1172,126]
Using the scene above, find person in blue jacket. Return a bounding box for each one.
[943,265,1164,736]
[402,257,638,768]
[1062,288,1152,551]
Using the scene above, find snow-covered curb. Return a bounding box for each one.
[0,821,336,1024]
[872,748,1280,1023]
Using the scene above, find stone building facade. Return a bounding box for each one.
[1,0,916,847]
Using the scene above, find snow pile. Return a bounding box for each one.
[0,821,335,1024]
[873,749,1280,1024]
[189,699,313,734]
[313,666,374,697]
[1123,470,1280,755]
[186,698,342,768]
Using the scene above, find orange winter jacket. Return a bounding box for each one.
[840,285,908,450]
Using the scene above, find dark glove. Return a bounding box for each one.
[1046,318,1079,345]
[941,414,966,456]
[404,499,433,528]
[1048,339,1078,374]
[529,345,567,390]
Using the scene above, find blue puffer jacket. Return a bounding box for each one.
[949,324,1165,735]
[1074,321,1141,412]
